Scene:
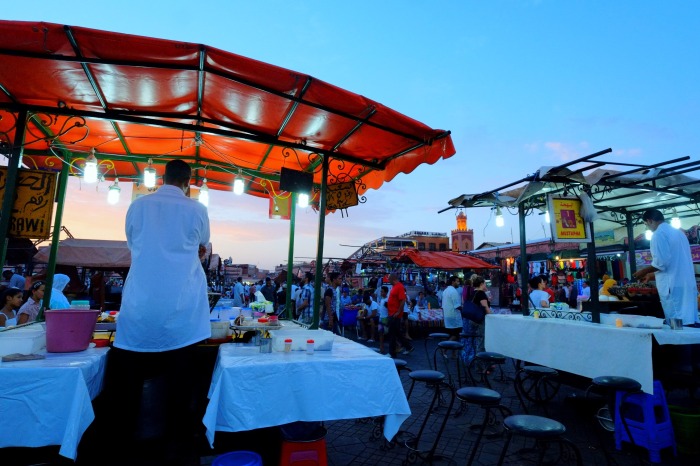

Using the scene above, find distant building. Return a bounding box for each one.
[451,209,474,252]
[398,231,449,252]
[365,236,417,259]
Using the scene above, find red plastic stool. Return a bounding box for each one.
[279,427,328,466]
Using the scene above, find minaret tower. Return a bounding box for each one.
[451,209,474,252]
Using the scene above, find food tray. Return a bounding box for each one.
[600,313,664,328]
[95,322,117,331]
[231,324,282,331]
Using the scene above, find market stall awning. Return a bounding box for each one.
[444,149,700,230]
[34,238,131,268]
[393,248,498,270]
[0,20,455,203]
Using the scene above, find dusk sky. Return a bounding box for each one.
[4,1,700,270]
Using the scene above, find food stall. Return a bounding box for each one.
[443,151,700,394]
[0,19,455,462]
[443,151,700,321]
[392,248,499,329]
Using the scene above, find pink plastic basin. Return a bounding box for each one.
[45,309,100,353]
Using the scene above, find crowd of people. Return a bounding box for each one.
[0,269,73,328]
[227,270,497,361]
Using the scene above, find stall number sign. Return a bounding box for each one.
[0,167,57,239]
[326,181,358,211]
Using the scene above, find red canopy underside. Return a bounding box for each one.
[0,21,455,203]
[394,248,499,270]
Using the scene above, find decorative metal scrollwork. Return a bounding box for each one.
[0,112,18,155]
[281,147,322,174]
[530,309,592,322]
[24,112,89,146]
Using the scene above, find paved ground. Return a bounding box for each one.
[5,315,700,465]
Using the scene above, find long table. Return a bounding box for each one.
[0,347,109,460]
[203,330,411,445]
[485,314,700,394]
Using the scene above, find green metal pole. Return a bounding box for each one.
[0,110,28,269]
[37,159,70,321]
[518,203,528,315]
[285,192,296,320]
[626,212,636,277]
[311,157,329,330]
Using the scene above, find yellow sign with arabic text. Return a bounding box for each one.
[326,181,358,211]
[548,195,590,243]
[0,167,57,239]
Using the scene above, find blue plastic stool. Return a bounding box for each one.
[614,380,676,463]
[212,450,263,466]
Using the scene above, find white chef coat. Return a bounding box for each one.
[650,222,699,324]
[115,185,211,351]
[441,285,462,329]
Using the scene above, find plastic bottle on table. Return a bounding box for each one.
[306,339,315,355]
[284,338,292,352]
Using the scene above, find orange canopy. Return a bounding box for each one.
[0,21,455,205]
[394,248,499,270]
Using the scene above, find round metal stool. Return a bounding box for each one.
[456,387,512,466]
[433,340,465,387]
[468,351,507,388]
[424,332,450,369]
[404,370,454,465]
[497,415,583,466]
[588,376,642,432]
[514,365,560,414]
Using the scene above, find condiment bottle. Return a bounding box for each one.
[306,339,315,355]
[284,338,292,352]
[615,318,623,328]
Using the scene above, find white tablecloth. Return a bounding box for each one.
[485,314,700,394]
[0,347,109,459]
[203,332,410,445]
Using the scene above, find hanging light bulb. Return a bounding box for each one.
[144,158,157,188]
[544,209,551,223]
[495,206,505,227]
[298,193,309,208]
[645,229,653,241]
[84,148,98,183]
[233,170,244,195]
[107,178,121,205]
[671,209,681,229]
[199,178,209,207]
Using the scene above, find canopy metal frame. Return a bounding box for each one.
[442,148,700,318]
[0,21,455,326]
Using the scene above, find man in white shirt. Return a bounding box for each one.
[634,209,699,325]
[109,160,210,464]
[442,275,463,340]
[232,277,245,307]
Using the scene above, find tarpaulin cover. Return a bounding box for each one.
[0,21,455,205]
[33,238,131,268]
[393,248,498,270]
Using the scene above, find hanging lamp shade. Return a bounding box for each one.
[144,158,157,188]
[84,149,98,184]
[107,178,121,205]
[199,179,209,207]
